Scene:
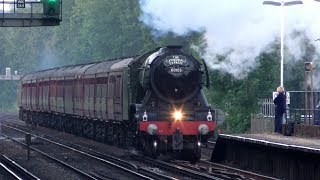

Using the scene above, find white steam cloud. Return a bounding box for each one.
[139,0,320,79]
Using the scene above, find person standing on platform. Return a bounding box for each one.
[274,86,286,134]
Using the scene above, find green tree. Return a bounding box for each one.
[205,43,280,133]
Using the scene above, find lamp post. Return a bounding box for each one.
[263,1,303,87]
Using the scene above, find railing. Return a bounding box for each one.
[250,114,274,133]
[252,91,320,133]
[285,108,320,125]
[258,91,320,124]
[259,98,275,117]
[1,0,43,15]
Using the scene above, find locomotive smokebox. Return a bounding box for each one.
[148,46,202,103]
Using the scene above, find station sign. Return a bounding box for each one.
[273,91,290,104]
[17,0,25,8]
[305,62,313,72]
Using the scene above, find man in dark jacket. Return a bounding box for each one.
[274,86,286,134]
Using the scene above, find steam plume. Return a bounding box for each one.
[139,0,320,78]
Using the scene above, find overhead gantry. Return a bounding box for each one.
[0,0,62,27]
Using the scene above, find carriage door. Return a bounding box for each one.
[114,75,122,121]
[107,75,115,120]
[101,76,108,120]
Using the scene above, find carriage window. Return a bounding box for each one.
[115,76,121,98]
[108,76,115,98]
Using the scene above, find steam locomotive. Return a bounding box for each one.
[18,46,215,161]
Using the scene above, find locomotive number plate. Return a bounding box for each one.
[172,131,183,150]
[164,55,188,67]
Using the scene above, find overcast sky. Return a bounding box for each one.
[140,0,320,78]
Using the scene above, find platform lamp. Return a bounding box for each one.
[263,1,303,87]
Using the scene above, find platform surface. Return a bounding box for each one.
[220,133,320,154]
[214,133,320,180]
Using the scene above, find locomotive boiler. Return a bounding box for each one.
[18,46,215,162]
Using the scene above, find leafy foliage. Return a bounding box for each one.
[206,45,280,133]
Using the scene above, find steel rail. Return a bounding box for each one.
[1,115,279,179]
[138,167,177,180]
[200,160,279,180]
[1,115,272,180]
[1,123,169,180]
[206,141,216,149]
[171,160,248,180]
[0,162,23,180]
[2,121,220,180]
[131,155,222,180]
[36,133,176,180]
[0,155,40,180]
[207,140,215,144]
[0,131,98,180]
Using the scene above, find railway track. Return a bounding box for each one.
[0,114,278,180]
[198,160,279,180]
[169,159,279,180]
[207,141,216,149]
[172,160,278,180]
[129,155,221,180]
[0,122,187,179]
[0,131,99,180]
[0,155,40,180]
[0,124,159,180]
[1,122,213,179]
[0,115,218,179]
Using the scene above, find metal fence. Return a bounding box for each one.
[251,91,320,133]
[259,98,275,117]
[288,91,320,125]
[251,114,274,133]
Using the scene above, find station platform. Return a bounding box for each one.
[211,133,320,180]
[225,133,320,153]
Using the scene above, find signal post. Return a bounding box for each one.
[0,0,62,27]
